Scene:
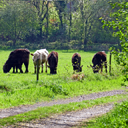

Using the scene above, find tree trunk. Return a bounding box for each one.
[84,38,87,51]
[46,1,49,38]
[68,0,72,42]
[59,12,63,30]
[13,13,16,47]
[84,20,88,51]
[39,22,42,39]
[13,39,16,47]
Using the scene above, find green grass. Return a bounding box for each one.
[0,49,127,109]
[0,94,128,126]
[85,100,128,128]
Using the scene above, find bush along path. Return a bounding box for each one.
[0,89,128,128]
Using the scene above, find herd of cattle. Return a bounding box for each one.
[3,49,107,74]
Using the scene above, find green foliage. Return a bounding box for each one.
[87,100,128,128]
[101,2,128,82]
[0,1,38,45]
[48,84,68,95]
[0,0,122,49]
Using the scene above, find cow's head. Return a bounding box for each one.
[31,52,40,62]
[79,65,83,72]
[3,63,11,73]
[47,65,57,74]
[73,64,83,72]
[90,65,100,73]
[50,68,57,74]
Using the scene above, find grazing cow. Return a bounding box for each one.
[91,51,107,73]
[47,51,58,74]
[31,49,49,73]
[3,49,30,73]
[72,53,83,72]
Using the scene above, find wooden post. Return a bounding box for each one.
[109,52,112,74]
[36,59,39,81]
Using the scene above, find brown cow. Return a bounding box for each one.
[3,49,30,73]
[47,51,58,74]
[91,51,107,73]
[72,53,83,72]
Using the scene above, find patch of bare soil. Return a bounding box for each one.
[0,90,127,120]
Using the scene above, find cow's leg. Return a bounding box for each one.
[24,62,29,73]
[50,68,52,74]
[19,64,23,73]
[50,68,54,74]
[101,66,103,73]
[16,66,18,73]
[45,61,47,73]
[13,66,15,73]
[34,64,36,73]
[100,64,103,73]
[55,68,57,74]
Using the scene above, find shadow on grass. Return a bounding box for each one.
[0,85,10,92]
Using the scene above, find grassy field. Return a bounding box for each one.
[0,49,126,109]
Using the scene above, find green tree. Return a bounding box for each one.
[25,0,50,38]
[75,0,122,50]
[54,1,66,30]
[0,1,38,46]
[102,2,128,81]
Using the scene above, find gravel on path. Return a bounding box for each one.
[0,90,127,119]
[3,103,115,128]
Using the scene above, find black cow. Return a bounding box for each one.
[72,53,83,72]
[47,51,58,74]
[3,49,30,73]
[91,51,107,73]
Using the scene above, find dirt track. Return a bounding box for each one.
[8,103,114,128]
[0,90,127,119]
[1,89,128,128]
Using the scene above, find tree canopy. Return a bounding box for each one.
[0,1,38,46]
[0,0,126,50]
